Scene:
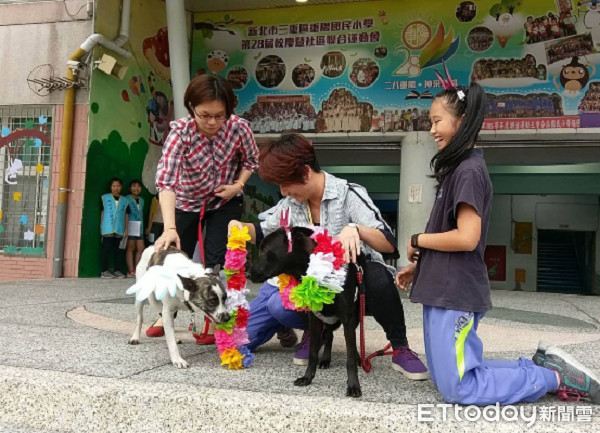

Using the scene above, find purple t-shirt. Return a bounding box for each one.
[410,149,493,313]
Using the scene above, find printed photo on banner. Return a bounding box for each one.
[191,0,600,134]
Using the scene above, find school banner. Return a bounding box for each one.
[192,0,600,134]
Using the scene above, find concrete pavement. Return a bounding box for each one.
[0,278,599,432]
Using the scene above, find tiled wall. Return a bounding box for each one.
[0,105,88,281]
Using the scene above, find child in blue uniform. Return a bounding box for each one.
[396,81,600,405]
[100,177,128,278]
[125,179,145,277]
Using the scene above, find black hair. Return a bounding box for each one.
[109,176,123,187]
[128,179,142,189]
[430,81,486,190]
[184,74,235,118]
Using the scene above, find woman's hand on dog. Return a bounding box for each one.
[154,228,180,251]
[395,263,416,291]
[338,224,361,263]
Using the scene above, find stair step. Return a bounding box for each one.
[537,282,583,289]
[538,276,581,282]
[538,283,583,290]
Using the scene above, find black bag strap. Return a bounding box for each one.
[347,183,400,261]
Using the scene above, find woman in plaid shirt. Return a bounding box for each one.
[150,74,259,343]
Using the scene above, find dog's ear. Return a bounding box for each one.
[211,264,220,275]
[177,274,198,292]
[291,227,316,253]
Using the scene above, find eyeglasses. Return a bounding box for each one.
[193,110,228,122]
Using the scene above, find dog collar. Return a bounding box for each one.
[183,300,194,312]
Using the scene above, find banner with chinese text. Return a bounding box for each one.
[192,0,600,134]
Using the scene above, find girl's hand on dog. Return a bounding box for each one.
[395,263,416,291]
[338,224,361,263]
[154,228,180,251]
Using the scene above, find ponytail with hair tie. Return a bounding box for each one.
[429,80,487,190]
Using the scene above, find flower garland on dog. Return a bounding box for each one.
[278,227,347,312]
[215,225,255,369]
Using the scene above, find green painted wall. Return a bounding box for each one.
[79,0,173,277]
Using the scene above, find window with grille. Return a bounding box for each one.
[0,107,53,255]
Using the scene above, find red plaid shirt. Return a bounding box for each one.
[156,114,258,212]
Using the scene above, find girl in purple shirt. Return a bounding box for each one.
[396,81,599,405]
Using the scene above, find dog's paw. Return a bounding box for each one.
[128,339,140,345]
[294,377,313,387]
[171,358,190,369]
[346,384,362,398]
[318,359,331,369]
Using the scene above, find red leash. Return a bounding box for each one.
[196,201,207,265]
[356,265,397,373]
[193,201,211,338]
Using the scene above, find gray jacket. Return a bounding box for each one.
[259,171,397,275]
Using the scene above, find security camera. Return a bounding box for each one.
[96,54,128,79]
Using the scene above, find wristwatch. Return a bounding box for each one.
[347,223,360,234]
[411,233,421,248]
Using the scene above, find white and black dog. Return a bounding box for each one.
[127,246,229,368]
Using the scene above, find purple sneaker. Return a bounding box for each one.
[293,330,324,366]
[293,330,310,366]
[392,346,429,380]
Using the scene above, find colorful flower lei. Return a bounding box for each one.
[215,225,255,369]
[278,227,347,312]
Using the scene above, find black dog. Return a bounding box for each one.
[250,226,366,398]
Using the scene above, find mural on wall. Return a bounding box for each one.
[191,0,600,134]
[80,0,174,277]
[0,116,51,255]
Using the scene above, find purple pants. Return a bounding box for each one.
[423,305,558,405]
[246,282,308,352]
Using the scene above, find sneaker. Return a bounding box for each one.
[127,271,136,278]
[101,271,115,279]
[293,330,310,366]
[532,340,551,366]
[277,328,298,348]
[392,346,430,380]
[113,270,126,279]
[293,330,324,366]
[543,346,600,403]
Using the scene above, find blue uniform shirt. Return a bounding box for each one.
[101,194,129,236]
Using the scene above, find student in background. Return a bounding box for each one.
[145,195,164,244]
[125,179,145,277]
[100,177,128,279]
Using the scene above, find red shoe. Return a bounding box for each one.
[192,317,215,345]
[145,326,164,337]
[193,333,215,345]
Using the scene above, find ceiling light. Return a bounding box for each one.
[296,0,308,3]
